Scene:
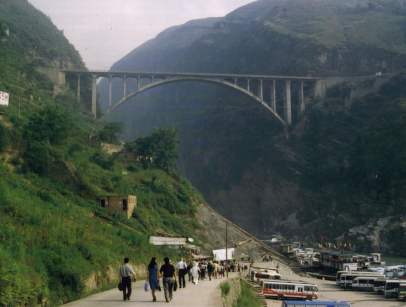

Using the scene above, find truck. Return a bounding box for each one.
[282,301,351,307]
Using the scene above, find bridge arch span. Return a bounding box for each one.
[108,77,286,126]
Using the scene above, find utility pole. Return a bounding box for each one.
[225,221,229,278]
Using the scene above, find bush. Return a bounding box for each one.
[97,122,123,144]
[23,141,50,175]
[220,281,231,297]
[233,280,263,307]
[24,105,71,145]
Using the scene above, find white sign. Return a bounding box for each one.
[0,91,9,106]
[149,236,187,246]
[213,248,235,261]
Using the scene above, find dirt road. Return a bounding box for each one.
[254,262,406,307]
[64,277,225,307]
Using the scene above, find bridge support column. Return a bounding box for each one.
[314,79,327,98]
[271,80,276,110]
[91,75,97,118]
[259,79,263,100]
[299,80,305,114]
[108,76,113,108]
[136,75,141,90]
[284,80,292,125]
[76,74,81,103]
[123,75,127,97]
[247,79,251,92]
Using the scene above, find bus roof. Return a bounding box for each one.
[263,279,316,286]
[353,276,380,280]
[385,279,406,283]
[341,271,384,277]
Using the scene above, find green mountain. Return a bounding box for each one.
[100,0,406,255]
[0,1,207,305]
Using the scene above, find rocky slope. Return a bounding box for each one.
[99,0,406,255]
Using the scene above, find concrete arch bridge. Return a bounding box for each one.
[63,70,326,126]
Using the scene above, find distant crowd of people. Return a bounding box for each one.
[118,256,249,303]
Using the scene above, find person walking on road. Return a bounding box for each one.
[190,261,200,285]
[176,258,187,288]
[148,257,159,302]
[160,257,176,302]
[119,257,136,301]
[207,261,214,281]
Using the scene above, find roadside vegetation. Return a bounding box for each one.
[220,281,231,298]
[233,280,263,307]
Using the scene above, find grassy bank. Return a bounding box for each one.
[233,280,263,307]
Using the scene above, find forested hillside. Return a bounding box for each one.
[100,0,406,255]
[0,1,204,305]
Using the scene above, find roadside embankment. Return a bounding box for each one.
[220,278,241,307]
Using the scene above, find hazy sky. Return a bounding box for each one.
[29,0,255,70]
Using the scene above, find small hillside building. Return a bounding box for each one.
[99,195,137,219]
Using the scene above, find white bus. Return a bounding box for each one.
[339,272,383,289]
[352,276,379,291]
[372,276,386,294]
[384,280,406,299]
[254,270,281,283]
[261,280,318,300]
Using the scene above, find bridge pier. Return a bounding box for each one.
[271,80,276,110]
[299,80,305,114]
[259,79,263,100]
[284,80,292,125]
[91,75,97,118]
[123,75,127,97]
[314,79,327,98]
[247,79,251,92]
[136,75,141,91]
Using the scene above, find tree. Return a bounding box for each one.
[126,128,179,172]
[24,105,71,145]
[97,122,123,144]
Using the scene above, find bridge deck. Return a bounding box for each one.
[63,70,321,81]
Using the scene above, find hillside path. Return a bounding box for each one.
[64,276,227,307]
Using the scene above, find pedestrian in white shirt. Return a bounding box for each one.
[176,258,187,288]
[119,257,136,301]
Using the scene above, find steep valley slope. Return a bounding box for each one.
[100,0,406,256]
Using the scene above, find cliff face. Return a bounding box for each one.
[100,0,406,253]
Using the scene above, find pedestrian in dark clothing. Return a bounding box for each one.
[119,257,136,301]
[207,261,214,281]
[160,257,176,302]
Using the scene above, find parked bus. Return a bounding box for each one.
[282,301,351,307]
[335,271,347,286]
[372,276,386,294]
[352,276,379,291]
[249,266,280,282]
[339,272,383,289]
[384,279,406,299]
[399,284,406,301]
[254,270,281,283]
[261,280,318,300]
